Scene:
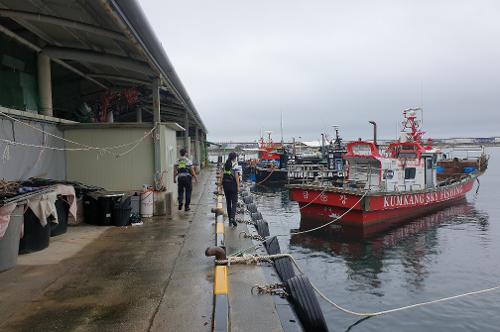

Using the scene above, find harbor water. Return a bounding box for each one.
[248,147,500,331]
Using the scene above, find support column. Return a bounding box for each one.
[152,77,162,189]
[203,132,208,167]
[184,110,190,156]
[194,127,200,167]
[37,53,53,116]
[107,110,114,123]
[136,108,142,123]
[153,78,161,123]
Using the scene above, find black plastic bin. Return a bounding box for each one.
[19,208,50,254]
[50,198,69,237]
[112,196,132,227]
[83,191,125,226]
[0,205,24,272]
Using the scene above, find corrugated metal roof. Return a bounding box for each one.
[0,0,206,132]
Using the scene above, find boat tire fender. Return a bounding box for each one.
[285,275,329,332]
[255,220,270,237]
[251,212,263,221]
[247,203,258,213]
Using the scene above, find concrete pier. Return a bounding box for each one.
[0,168,286,332]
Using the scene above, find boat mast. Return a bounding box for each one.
[280,112,284,145]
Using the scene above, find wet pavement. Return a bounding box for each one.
[0,170,215,332]
[0,168,290,332]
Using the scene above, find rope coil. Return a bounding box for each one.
[239,231,265,242]
[236,218,256,226]
[251,283,288,298]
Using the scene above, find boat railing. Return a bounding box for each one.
[440,146,487,160]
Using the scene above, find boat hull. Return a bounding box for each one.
[289,175,477,227]
[255,167,288,184]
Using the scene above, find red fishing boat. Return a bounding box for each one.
[255,132,289,184]
[288,109,488,227]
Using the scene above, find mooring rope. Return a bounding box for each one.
[255,165,276,186]
[228,191,368,257]
[216,253,500,317]
[290,191,367,236]
[297,186,329,210]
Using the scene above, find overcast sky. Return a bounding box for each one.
[140,0,500,142]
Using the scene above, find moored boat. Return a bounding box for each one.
[254,132,289,184]
[288,127,347,184]
[288,109,488,227]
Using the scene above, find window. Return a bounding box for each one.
[426,158,433,169]
[405,167,416,179]
[399,152,417,159]
[352,144,372,156]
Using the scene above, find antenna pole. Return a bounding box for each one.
[280,111,284,144]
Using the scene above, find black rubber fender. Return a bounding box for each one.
[264,236,280,254]
[243,196,253,204]
[285,275,329,332]
[247,203,258,213]
[263,237,296,282]
[255,220,270,237]
[250,212,263,221]
[274,257,296,282]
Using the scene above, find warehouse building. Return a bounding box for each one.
[0,0,207,215]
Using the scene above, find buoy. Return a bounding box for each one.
[140,189,154,217]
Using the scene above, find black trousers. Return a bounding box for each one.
[223,179,238,222]
[177,175,192,207]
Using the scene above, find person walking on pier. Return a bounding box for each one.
[222,152,240,227]
[174,148,198,211]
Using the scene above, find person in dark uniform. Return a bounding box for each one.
[222,152,240,227]
[174,148,198,211]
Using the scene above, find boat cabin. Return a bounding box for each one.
[344,140,439,192]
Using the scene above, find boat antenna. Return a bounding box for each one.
[420,80,424,126]
[280,111,284,144]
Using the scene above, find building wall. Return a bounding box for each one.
[0,114,65,181]
[176,137,191,158]
[64,126,154,191]
[161,126,178,202]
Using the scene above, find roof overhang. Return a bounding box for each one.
[0,0,206,133]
